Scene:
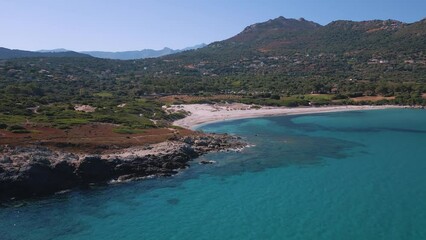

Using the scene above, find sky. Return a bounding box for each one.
[0,0,425,52]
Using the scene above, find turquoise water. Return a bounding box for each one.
[2,109,426,239]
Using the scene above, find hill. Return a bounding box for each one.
[168,16,425,64]
[37,48,70,53]
[155,17,425,96]
[0,47,91,59]
[0,17,425,132]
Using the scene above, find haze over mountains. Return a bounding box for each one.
[0,44,207,60]
[80,44,206,60]
[0,47,90,59]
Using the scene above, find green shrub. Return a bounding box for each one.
[7,124,26,131]
[270,94,281,100]
[7,125,30,133]
[113,127,144,134]
[10,129,31,134]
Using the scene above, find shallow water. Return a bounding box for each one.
[1,109,426,240]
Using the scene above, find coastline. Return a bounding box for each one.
[172,104,404,129]
[0,134,245,202]
[0,104,405,202]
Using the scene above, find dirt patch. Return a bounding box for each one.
[422,93,426,99]
[0,123,195,154]
[74,104,96,112]
[366,27,383,33]
[351,96,395,102]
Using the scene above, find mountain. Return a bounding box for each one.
[181,43,207,51]
[81,47,177,60]
[0,43,207,60]
[164,16,426,73]
[1,17,425,104]
[37,48,70,53]
[0,47,91,59]
[226,16,321,43]
[190,17,424,57]
[81,44,207,60]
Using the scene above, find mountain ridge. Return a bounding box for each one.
[1,44,207,60]
[0,47,91,59]
[165,16,426,61]
[228,16,322,43]
[81,43,206,60]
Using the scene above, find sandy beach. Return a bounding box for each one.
[171,104,402,129]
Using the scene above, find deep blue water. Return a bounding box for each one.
[1,109,426,240]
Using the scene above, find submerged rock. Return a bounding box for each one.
[199,160,216,165]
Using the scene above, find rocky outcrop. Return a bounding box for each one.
[0,134,244,201]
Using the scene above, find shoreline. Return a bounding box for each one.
[172,104,405,129]
[0,134,245,202]
[0,104,408,202]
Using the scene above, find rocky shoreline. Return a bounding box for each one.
[0,133,245,202]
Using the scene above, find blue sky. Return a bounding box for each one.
[0,0,425,51]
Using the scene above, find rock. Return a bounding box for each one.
[182,137,194,144]
[0,132,246,201]
[62,153,79,162]
[31,156,51,165]
[17,163,55,194]
[0,162,62,199]
[194,140,209,146]
[52,161,78,189]
[116,174,136,182]
[76,155,113,183]
[199,160,216,165]
[0,156,12,164]
[181,145,198,157]
[161,161,183,169]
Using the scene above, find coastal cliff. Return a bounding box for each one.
[0,133,245,201]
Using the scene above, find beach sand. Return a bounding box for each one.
[171,104,401,129]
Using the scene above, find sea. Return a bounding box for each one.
[1,109,426,240]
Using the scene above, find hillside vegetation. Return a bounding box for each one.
[1,17,426,130]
